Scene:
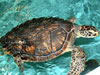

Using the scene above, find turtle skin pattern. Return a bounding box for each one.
[0,17,74,62]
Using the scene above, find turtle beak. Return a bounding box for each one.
[96,31,100,36]
[96,32,99,36]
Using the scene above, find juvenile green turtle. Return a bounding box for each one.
[0,17,99,75]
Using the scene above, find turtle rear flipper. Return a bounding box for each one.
[13,55,24,72]
[67,46,86,75]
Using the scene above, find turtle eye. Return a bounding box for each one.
[88,32,92,36]
[88,34,91,36]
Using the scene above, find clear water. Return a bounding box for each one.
[0,0,100,75]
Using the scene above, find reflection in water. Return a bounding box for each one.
[81,59,99,75]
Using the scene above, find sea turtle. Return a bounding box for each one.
[0,17,99,75]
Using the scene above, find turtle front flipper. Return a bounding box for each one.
[13,55,24,72]
[67,17,76,24]
[67,46,86,75]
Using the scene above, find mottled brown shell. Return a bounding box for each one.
[0,17,74,62]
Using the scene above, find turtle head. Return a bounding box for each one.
[76,25,99,38]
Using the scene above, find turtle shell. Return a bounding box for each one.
[0,17,74,62]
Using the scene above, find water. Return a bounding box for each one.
[0,0,100,75]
